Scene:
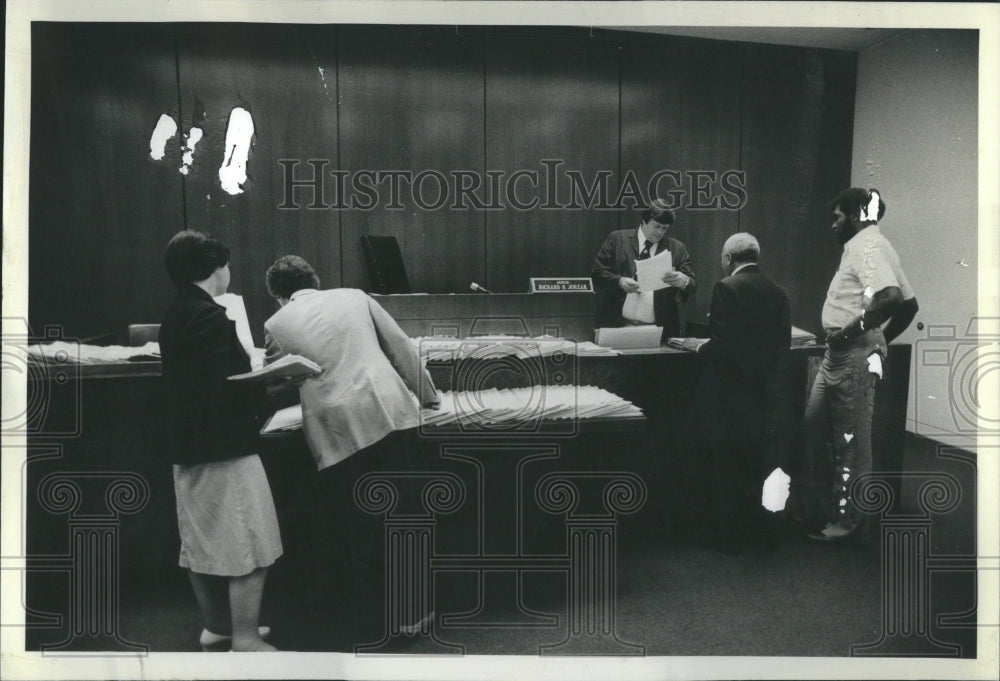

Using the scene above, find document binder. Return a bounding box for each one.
[595,326,663,349]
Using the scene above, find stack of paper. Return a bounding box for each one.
[262,404,304,433]
[669,331,815,350]
[665,337,707,352]
[261,385,642,435]
[574,342,620,356]
[27,341,161,364]
[421,384,643,427]
[791,325,817,347]
[413,335,612,362]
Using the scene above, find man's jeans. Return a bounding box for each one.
[801,329,887,531]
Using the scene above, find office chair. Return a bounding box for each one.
[361,235,411,294]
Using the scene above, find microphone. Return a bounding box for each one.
[469,282,493,294]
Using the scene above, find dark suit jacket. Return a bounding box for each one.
[591,229,696,339]
[695,265,791,540]
[698,264,791,386]
[159,284,268,465]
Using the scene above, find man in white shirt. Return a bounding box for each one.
[801,188,919,542]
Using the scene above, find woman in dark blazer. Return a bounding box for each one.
[159,230,281,652]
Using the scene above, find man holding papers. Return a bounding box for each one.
[262,255,440,640]
[591,198,697,340]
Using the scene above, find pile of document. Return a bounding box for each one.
[261,385,642,435]
[664,337,707,352]
[413,335,619,362]
[571,341,621,357]
[27,341,160,364]
[666,326,817,350]
[421,384,643,427]
[791,326,817,347]
[262,404,304,433]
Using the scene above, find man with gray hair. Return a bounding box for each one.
[688,232,791,553]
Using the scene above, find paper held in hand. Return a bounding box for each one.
[635,248,673,291]
[228,354,322,383]
[214,293,256,358]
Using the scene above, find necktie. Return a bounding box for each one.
[638,240,653,260]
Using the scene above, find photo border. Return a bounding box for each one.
[3,1,998,679]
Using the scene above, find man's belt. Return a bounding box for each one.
[823,326,883,349]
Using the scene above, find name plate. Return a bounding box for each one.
[529,278,594,293]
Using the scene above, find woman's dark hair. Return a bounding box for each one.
[266,255,321,300]
[829,187,886,222]
[164,230,230,287]
[641,198,676,226]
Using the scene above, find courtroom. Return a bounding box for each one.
[11,17,987,663]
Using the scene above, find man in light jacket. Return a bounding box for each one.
[263,254,440,644]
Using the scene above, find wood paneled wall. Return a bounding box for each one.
[621,35,743,330]
[485,29,620,293]
[29,23,185,342]
[175,24,342,332]
[338,26,487,294]
[28,24,855,343]
[740,44,857,333]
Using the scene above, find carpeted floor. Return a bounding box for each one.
[26,433,977,657]
[98,530,972,657]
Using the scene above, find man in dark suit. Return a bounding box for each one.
[687,233,791,553]
[591,199,696,339]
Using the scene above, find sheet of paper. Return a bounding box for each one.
[622,291,655,323]
[413,335,590,362]
[262,404,303,433]
[214,293,256,357]
[574,341,620,356]
[635,248,673,292]
[28,341,162,364]
[666,337,708,352]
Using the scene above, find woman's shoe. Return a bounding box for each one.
[200,626,271,651]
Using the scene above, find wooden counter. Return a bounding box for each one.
[21,341,911,651]
[371,292,596,341]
